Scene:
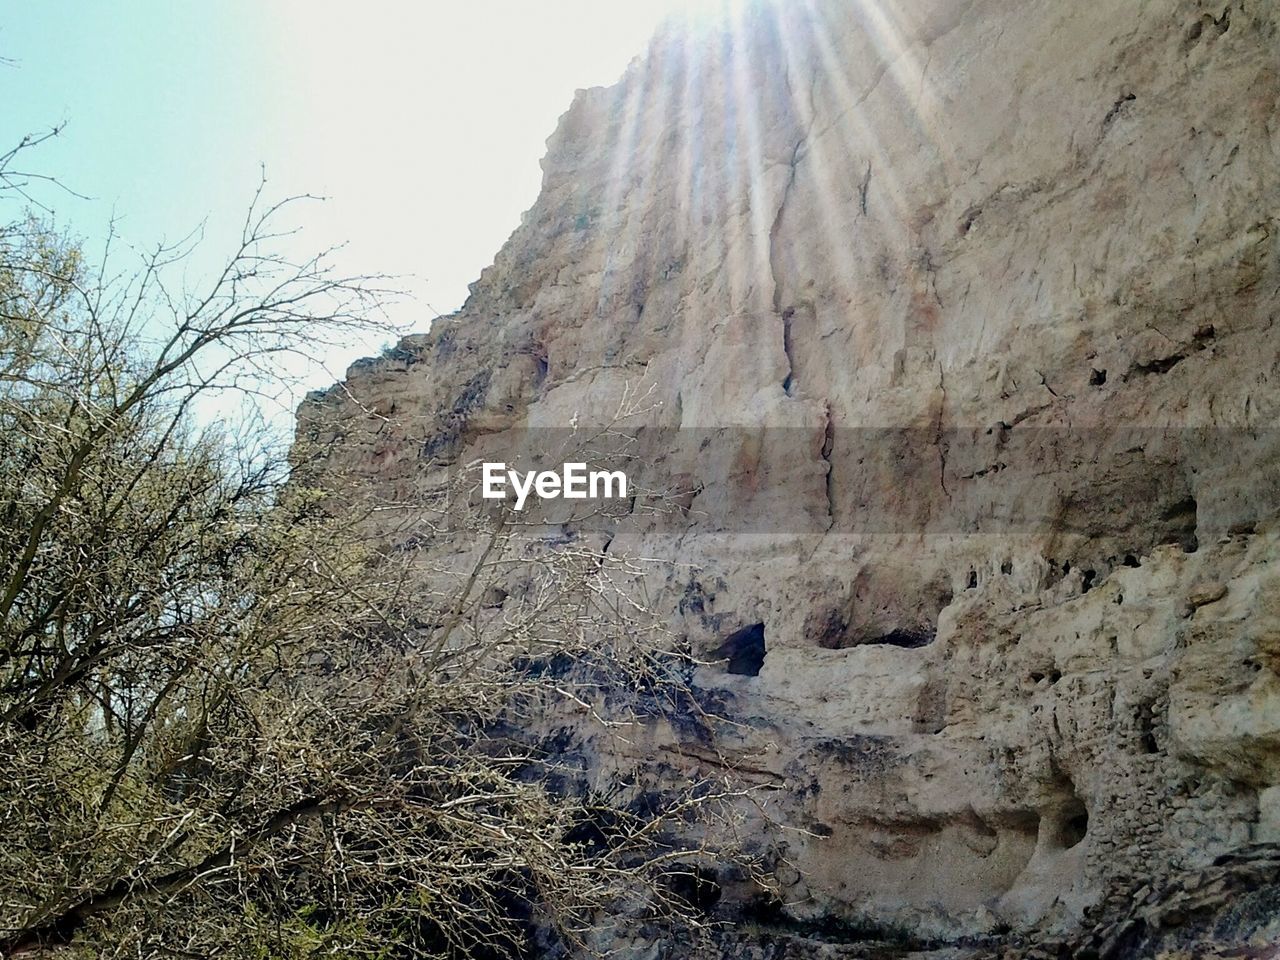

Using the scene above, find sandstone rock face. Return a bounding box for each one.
[300,0,1280,952]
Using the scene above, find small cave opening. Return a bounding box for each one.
[665,865,723,916]
[739,892,786,926]
[1161,495,1199,553]
[811,572,951,651]
[1135,700,1160,755]
[869,627,936,649]
[810,608,938,651]
[714,623,766,677]
[1090,368,1107,386]
[1051,796,1090,850]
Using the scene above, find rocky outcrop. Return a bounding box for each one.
[299,0,1280,953]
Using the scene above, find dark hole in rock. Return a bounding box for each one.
[1082,569,1097,592]
[1123,554,1141,568]
[811,571,951,651]
[1136,701,1160,754]
[1161,495,1199,553]
[966,570,978,589]
[1001,559,1013,575]
[714,623,766,676]
[739,893,786,925]
[820,617,944,651]
[1090,368,1107,386]
[1132,352,1188,377]
[563,805,620,854]
[1053,797,1089,849]
[1063,812,1089,849]
[868,628,936,649]
[666,865,722,916]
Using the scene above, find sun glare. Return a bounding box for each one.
[574,0,936,404]
[662,0,746,21]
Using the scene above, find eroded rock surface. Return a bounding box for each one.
[299,0,1280,953]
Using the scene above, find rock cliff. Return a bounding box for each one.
[299,0,1280,954]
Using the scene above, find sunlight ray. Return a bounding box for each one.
[725,1,773,317]
[596,52,652,326]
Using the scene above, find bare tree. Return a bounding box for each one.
[0,144,758,958]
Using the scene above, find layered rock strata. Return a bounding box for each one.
[299,0,1280,953]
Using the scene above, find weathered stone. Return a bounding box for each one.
[299,0,1280,954]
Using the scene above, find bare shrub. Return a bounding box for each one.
[0,144,760,958]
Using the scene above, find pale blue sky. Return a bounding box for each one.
[0,1,686,418]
